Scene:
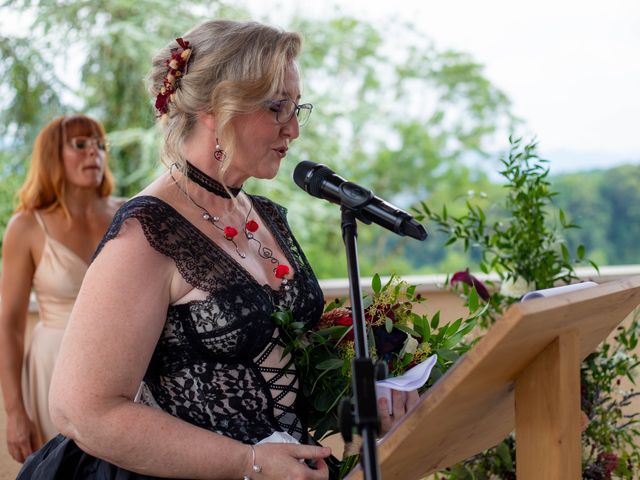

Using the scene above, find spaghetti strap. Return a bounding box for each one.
[33,211,50,236]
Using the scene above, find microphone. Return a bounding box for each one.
[293,161,428,241]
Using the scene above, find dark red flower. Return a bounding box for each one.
[451,268,490,301]
[365,303,397,325]
[597,452,619,476]
[245,220,259,232]
[155,92,170,114]
[223,226,238,239]
[318,308,354,341]
[372,324,406,360]
[275,264,290,279]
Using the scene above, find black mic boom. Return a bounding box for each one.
[293,161,428,241]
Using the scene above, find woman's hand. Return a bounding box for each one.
[378,389,420,436]
[248,443,331,480]
[6,409,36,463]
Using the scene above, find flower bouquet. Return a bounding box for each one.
[273,274,486,477]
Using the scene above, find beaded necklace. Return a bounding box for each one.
[171,162,291,286]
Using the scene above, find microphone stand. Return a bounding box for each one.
[340,200,381,480]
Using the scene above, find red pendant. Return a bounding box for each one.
[275,264,290,279]
[246,220,259,232]
[223,226,238,240]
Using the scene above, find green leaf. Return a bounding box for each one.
[496,440,514,470]
[446,317,463,337]
[385,316,394,333]
[394,323,420,337]
[468,287,479,312]
[430,311,440,329]
[372,273,382,293]
[436,348,459,363]
[316,358,344,370]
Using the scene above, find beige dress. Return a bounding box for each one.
[21,211,88,445]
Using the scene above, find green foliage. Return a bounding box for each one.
[419,137,588,291]
[581,309,640,479]
[274,275,481,444]
[553,165,640,266]
[428,138,639,479]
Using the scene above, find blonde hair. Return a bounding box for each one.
[16,114,114,218]
[148,20,302,183]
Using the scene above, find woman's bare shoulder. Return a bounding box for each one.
[2,210,43,254]
[4,210,40,237]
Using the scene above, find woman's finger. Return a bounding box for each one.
[406,389,420,409]
[289,444,332,461]
[378,397,393,435]
[392,389,406,418]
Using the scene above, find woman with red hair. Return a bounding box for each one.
[0,114,123,462]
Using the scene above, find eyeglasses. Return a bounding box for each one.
[266,99,313,126]
[69,137,109,152]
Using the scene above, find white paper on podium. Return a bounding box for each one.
[520,281,598,302]
[375,354,438,414]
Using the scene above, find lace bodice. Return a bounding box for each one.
[95,195,324,444]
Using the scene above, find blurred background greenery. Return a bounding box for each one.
[1,0,638,278]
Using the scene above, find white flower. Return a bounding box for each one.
[401,335,419,356]
[611,351,628,365]
[500,276,534,298]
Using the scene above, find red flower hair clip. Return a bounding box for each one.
[155,37,193,116]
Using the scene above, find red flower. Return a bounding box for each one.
[155,91,171,114]
[597,452,619,476]
[319,308,354,341]
[275,264,290,279]
[246,220,259,232]
[451,268,490,301]
[223,226,238,239]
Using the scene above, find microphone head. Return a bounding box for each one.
[293,161,334,197]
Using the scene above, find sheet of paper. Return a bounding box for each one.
[521,281,598,302]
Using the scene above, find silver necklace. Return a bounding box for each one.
[170,165,291,287]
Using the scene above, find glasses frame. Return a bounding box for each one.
[68,136,110,152]
[266,98,313,126]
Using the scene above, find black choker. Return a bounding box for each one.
[185,161,241,198]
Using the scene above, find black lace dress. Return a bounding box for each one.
[18,195,333,480]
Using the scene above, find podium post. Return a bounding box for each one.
[346,276,640,480]
[515,330,581,479]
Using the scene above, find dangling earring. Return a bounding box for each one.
[214,138,226,162]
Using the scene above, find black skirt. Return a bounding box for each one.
[17,434,164,480]
[18,434,343,479]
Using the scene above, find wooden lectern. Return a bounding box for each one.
[347,276,640,480]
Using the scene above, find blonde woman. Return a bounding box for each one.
[0,114,123,462]
[18,21,416,480]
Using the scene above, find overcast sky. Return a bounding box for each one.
[248,0,640,172]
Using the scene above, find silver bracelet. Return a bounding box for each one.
[242,445,262,480]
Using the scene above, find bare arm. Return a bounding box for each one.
[0,213,38,461]
[50,219,330,479]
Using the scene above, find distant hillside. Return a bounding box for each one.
[551,163,640,265]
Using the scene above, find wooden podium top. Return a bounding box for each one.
[348,276,640,480]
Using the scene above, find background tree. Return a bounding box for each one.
[0,2,514,277]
